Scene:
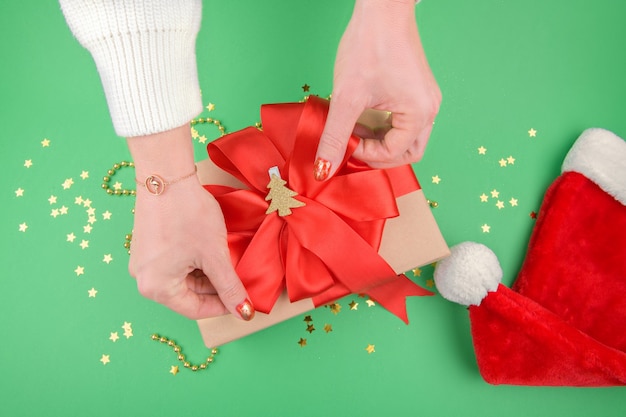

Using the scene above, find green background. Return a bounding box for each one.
[2,0,625,416]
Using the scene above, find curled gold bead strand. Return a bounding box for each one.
[191,117,226,136]
[101,161,136,196]
[151,334,218,372]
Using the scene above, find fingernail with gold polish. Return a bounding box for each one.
[313,158,331,181]
[236,299,255,321]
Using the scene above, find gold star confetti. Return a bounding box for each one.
[24,159,33,168]
[82,198,92,207]
[122,322,133,339]
[59,206,68,215]
[74,196,83,205]
[170,365,179,375]
[477,146,487,155]
[366,299,376,307]
[298,338,307,347]
[41,138,50,147]
[113,182,122,191]
[198,135,208,144]
[103,254,113,264]
[18,222,28,232]
[412,267,422,277]
[15,188,24,197]
[74,266,84,276]
[479,193,489,202]
[88,288,98,298]
[507,156,516,165]
[302,84,310,92]
[426,279,435,288]
[191,127,199,139]
[80,171,89,180]
[66,233,76,242]
[528,128,537,137]
[50,208,60,218]
[496,200,505,210]
[329,303,341,315]
[324,324,333,333]
[490,189,500,198]
[431,175,441,184]
[365,344,376,354]
[122,322,132,331]
[498,158,507,167]
[102,211,112,220]
[206,103,215,112]
[348,301,358,310]
[79,240,89,250]
[530,211,538,219]
[88,216,97,225]
[509,198,518,207]
[100,354,110,365]
[83,224,93,234]
[62,178,74,190]
[109,332,119,342]
[481,224,491,233]
[48,195,57,204]
[124,329,133,339]
[306,324,315,334]
[303,315,313,323]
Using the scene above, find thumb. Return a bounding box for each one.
[203,251,255,321]
[314,96,364,181]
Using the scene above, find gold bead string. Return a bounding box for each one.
[191,116,226,137]
[151,334,218,372]
[101,161,136,196]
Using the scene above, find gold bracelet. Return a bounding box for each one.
[135,166,198,196]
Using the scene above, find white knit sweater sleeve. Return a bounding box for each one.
[60,0,203,137]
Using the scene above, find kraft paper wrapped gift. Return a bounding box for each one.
[196,96,449,347]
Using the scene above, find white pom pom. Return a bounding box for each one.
[434,242,502,306]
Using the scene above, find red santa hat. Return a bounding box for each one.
[434,128,626,386]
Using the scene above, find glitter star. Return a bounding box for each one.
[88,216,97,225]
[366,299,376,307]
[66,233,76,242]
[74,196,84,205]
[18,222,28,232]
[198,135,208,144]
[113,182,122,191]
[24,159,33,168]
[59,206,68,215]
[490,189,499,198]
[50,208,60,218]
[102,211,112,220]
[323,324,333,333]
[426,279,435,288]
[15,188,24,197]
[109,332,119,342]
[62,178,74,190]
[530,211,538,219]
[306,324,315,334]
[123,329,133,339]
[481,224,491,233]
[507,156,516,165]
[86,207,95,216]
[303,315,313,323]
[82,198,92,207]
[302,84,310,92]
[412,267,422,277]
[477,146,487,155]
[88,288,98,298]
[365,344,375,354]
[191,127,199,138]
[298,338,307,347]
[48,195,57,204]
[206,103,215,112]
[498,158,507,167]
[528,128,537,137]
[100,354,110,365]
[496,200,505,209]
[509,198,518,207]
[103,254,113,264]
[480,193,489,202]
[80,171,89,180]
[431,175,441,184]
[41,138,50,147]
[83,224,93,234]
[74,266,84,276]
[79,239,89,249]
[170,366,179,375]
[122,322,132,331]
[348,300,359,310]
[329,303,341,315]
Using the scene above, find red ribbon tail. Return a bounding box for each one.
[367,274,434,324]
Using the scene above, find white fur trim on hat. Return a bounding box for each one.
[562,128,626,206]
[434,242,502,306]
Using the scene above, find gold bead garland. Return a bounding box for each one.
[191,116,226,136]
[101,161,136,196]
[151,334,218,372]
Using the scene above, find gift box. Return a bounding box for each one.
[196,96,449,347]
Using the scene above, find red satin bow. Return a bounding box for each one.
[203,96,432,323]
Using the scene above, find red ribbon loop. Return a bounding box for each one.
[203,96,432,323]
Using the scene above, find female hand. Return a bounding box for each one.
[314,0,441,179]
[126,125,254,321]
